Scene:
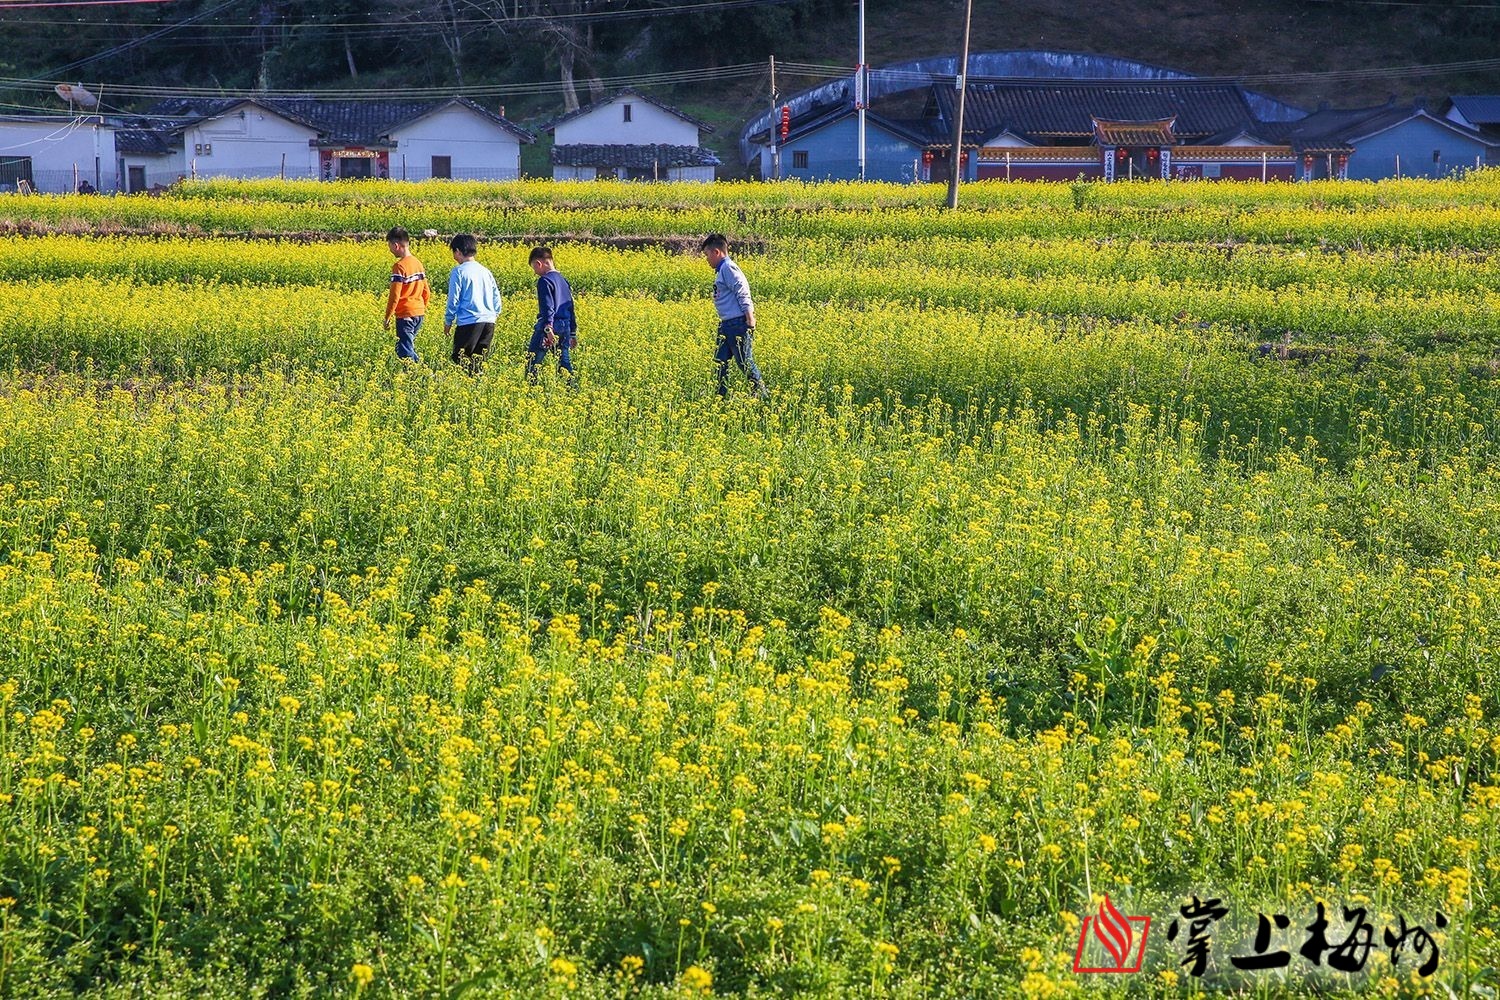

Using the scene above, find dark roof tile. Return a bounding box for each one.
[929,80,1263,144]
[138,96,532,147]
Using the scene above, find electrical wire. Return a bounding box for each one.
[0,0,801,28]
[0,0,172,8]
[0,60,782,101]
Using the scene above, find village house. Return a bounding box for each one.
[122,96,533,189]
[745,99,929,182]
[546,88,720,182]
[1267,101,1494,180]
[0,113,116,193]
[0,95,532,193]
[741,50,1496,184]
[1445,95,1500,155]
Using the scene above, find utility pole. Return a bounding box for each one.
[945,0,973,209]
[769,55,780,181]
[856,0,866,181]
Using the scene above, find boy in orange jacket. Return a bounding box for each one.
[383,226,430,361]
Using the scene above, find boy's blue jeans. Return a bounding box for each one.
[526,325,574,381]
[715,316,767,398]
[394,316,423,361]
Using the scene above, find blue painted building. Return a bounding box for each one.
[1270,103,1495,180]
[1446,95,1500,155]
[747,104,931,182]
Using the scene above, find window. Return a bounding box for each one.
[0,156,33,190]
[623,103,632,123]
[431,155,452,179]
[792,150,809,169]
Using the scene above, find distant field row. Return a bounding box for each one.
[7,175,1500,246]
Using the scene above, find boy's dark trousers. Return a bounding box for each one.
[715,316,767,398]
[394,316,423,361]
[526,324,574,382]
[452,322,495,374]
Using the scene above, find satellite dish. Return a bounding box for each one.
[54,84,99,109]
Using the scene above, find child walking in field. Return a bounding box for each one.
[444,233,501,374]
[526,245,576,383]
[702,233,768,399]
[384,226,429,362]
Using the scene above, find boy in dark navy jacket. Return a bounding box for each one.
[527,246,576,382]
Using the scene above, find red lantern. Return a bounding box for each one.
[1303,154,1314,171]
[779,105,790,141]
[1336,154,1348,168]
[921,150,933,165]
[1148,147,1159,160]
[1116,147,1127,160]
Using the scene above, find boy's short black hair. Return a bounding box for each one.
[449,233,478,257]
[386,226,410,243]
[700,233,729,253]
[528,246,553,264]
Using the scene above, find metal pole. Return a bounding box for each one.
[945,0,973,209]
[857,0,866,181]
[770,55,780,181]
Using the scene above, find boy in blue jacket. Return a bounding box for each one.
[527,245,576,383]
[444,233,501,374]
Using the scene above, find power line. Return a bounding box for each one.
[45,0,243,77]
[0,0,800,26]
[0,0,172,7]
[0,60,783,103]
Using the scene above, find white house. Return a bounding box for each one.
[114,98,323,190]
[0,114,117,193]
[386,98,533,181]
[547,88,720,182]
[0,95,534,193]
[125,96,532,186]
[180,100,321,181]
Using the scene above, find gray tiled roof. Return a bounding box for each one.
[136,96,532,147]
[114,128,174,155]
[1262,104,1495,152]
[1449,95,1500,126]
[551,143,721,169]
[928,80,1266,144]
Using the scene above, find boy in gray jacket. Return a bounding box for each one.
[702,233,768,399]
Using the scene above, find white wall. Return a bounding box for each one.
[119,152,183,191]
[390,106,522,180]
[0,118,117,192]
[553,98,700,147]
[552,165,598,181]
[667,166,716,183]
[182,106,319,179]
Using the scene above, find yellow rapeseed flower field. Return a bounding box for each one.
[0,176,1495,996]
